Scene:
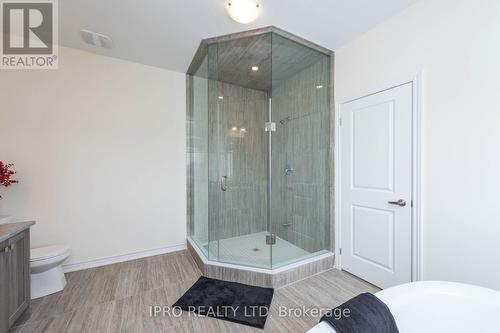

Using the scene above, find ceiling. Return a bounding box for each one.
[59,0,418,73]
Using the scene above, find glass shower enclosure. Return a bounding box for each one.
[187,29,332,270]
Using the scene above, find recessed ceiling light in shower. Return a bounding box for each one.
[251,65,259,72]
[226,0,261,24]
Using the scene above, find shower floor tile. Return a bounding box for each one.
[205,231,312,269]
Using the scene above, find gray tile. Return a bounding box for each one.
[18,250,378,333]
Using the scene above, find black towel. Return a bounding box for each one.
[320,293,399,333]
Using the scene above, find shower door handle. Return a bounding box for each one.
[220,176,228,191]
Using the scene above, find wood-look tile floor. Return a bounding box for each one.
[11,250,378,333]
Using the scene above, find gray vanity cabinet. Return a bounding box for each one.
[0,239,9,333]
[0,229,30,333]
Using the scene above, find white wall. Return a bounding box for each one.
[336,0,500,289]
[0,46,186,265]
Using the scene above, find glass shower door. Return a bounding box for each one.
[208,89,271,269]
[207,39,272,269]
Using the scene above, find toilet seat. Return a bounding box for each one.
[31,245,70,262]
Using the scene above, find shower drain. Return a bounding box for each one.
[252,248,260,252]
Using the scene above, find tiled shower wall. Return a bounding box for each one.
[270,58,331,253]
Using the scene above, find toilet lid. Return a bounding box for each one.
[31,245,70,261]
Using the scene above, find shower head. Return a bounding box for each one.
[279,116,291,125]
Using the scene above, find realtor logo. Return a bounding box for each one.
[1,0,58,69]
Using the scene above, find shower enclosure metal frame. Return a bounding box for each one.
[186,26,335,281]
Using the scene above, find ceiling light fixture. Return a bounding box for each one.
[226,0,261,24]
[251,65,259,72]
[218,96,224,100]
[316,85,324,89]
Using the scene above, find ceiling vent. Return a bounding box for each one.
[80,30,113,49]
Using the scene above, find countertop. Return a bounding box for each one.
[0,221,35,243]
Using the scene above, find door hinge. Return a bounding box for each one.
[265,122,276,132]
[339,248,342,255]
[266,234,276,245]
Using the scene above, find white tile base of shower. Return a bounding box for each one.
[204,231,317,269]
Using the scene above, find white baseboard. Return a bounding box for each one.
[62,243,187,273]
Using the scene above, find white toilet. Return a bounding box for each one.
[30,245,71,299]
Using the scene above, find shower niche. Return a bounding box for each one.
[187,27,333,287]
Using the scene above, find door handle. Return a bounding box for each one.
[388,199,407,207]
[220,176,228,191]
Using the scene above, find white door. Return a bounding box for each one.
[340,83,413,289]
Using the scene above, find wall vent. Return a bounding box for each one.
[80,30,113,49]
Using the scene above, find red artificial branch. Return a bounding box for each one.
[0,161,18,198]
